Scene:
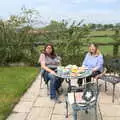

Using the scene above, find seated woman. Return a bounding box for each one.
[78,43,104,86]
[39,44,63,103]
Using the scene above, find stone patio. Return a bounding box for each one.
[7,73,120,120]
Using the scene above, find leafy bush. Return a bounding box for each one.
[0,9,90,66]
[42,20,90,65]
[0,8,40,65]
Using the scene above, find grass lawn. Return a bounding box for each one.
[89,37,116,55]
[0,67,39,120]
[90,30,115,36]
[89,37,114,43]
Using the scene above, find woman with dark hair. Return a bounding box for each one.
[39,44,62,103]
[78,43,104,86]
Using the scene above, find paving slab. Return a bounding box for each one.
[13,101,33,113]
[99,92,119,104]
[51,114,72,120]
[7,113,27,120]
[100,103,120,117]
[33,97,55,108]
[26,107,53,120]
[39,88,49,97]
[102,117,120,120]
[53,103,66,115]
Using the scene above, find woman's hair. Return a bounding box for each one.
[88,43,101,55]
[43,44,56,58]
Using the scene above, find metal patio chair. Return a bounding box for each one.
[40,69,49,95]
[65,82,101,120]
[96,58,120,103]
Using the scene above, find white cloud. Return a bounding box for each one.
[0,0,120,24]
[63,0,89,4]
[64,0,118,4]
[95,0,118,3]
[36,6,120,24]
[34,0,120,24]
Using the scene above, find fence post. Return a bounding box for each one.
[113,44,119,57]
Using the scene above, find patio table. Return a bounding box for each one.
[56,69,92,92]
[99,75,120,103]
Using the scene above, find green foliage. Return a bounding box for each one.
[0,8,41,65]
[112,29,120,57]
[90,30,114,36]
[42,20,90,65]
[7,7,40,27]
[2,7,120,65]
[89,37,114,44]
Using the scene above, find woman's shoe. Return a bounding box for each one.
[54,99,62,104]
[56,88,63,95]
[51,97,62,104]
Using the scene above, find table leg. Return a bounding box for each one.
[68,78,71,92]
[95,106,97,120]
[112,84,115,103]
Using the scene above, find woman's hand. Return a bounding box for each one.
[92,68,97,72]
[50,70,57,75]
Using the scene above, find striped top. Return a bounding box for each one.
[39,53,61,68]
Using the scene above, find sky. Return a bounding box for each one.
[0,0,120,25]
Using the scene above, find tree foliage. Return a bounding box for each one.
[42,20,90,65]
[0,8,41,65]
[112,29,120,57]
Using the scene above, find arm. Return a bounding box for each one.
[82,53,89,67]
[92,55,104,72]
[39,54,56,75]
[56,56,61,65]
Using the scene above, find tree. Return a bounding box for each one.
[115,23,120,29]
[7,6,41,27]
[0,7,41,65]
[42,20,90,65]
[112,29,120,57]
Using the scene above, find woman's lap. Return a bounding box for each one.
[78,71,101,86]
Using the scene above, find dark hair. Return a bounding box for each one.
[43,44,56,58]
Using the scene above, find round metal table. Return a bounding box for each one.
[56,69,92,92]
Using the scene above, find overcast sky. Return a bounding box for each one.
[0,0,120,24]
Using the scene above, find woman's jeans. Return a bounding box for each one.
[43,71,62,99]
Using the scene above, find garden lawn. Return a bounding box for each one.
[0,67,39,120]
[90,37,114,43]
[90,30,114,36]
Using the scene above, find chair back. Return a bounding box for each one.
[68,83,101,107]
[106,58,120,74]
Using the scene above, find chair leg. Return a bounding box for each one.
[105,81,107,92]
[95,105,98,120]
[112,84,115,103]
[96,78,99,87]
[40,75,43,89]
[85,110,88,114]
[65,101,68,118]
[47,83,49,95]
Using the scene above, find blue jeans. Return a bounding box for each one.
[43,71,61,99]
